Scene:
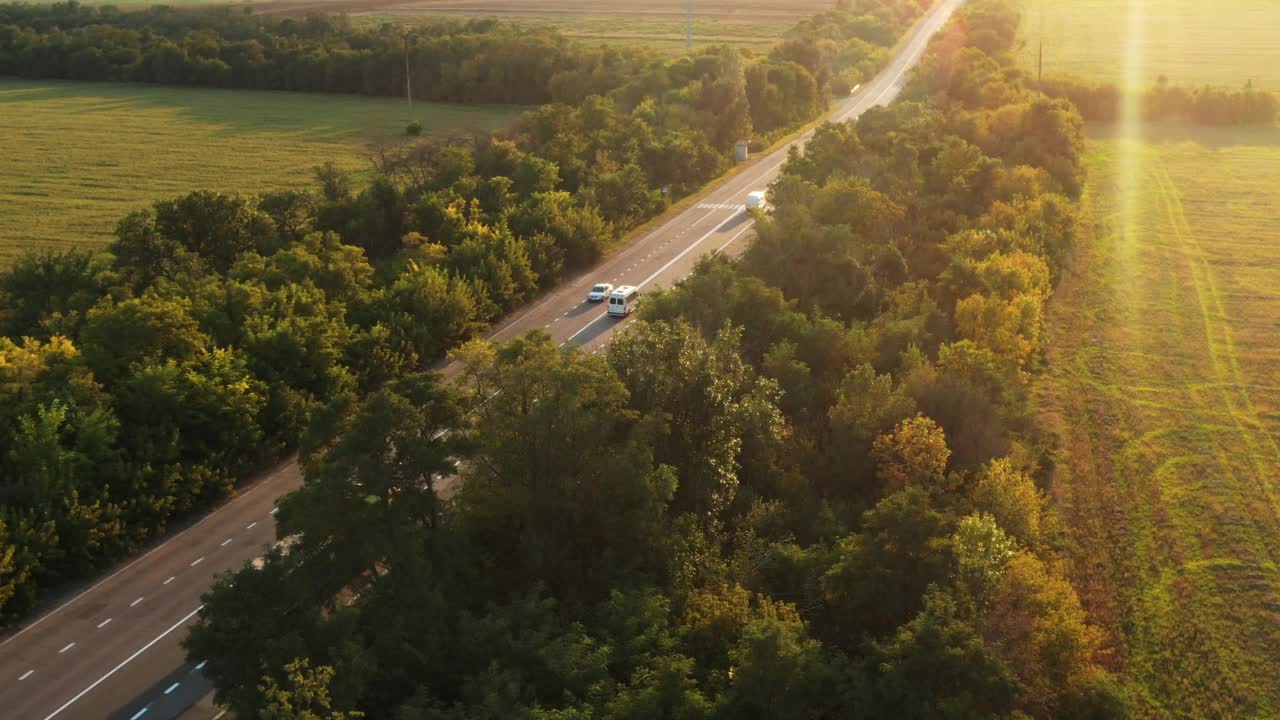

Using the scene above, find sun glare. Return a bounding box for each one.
[1119,0,1148,256]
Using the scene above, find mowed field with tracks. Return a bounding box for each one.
[0,79,522,262]
[1039,110,1280,720]
[1028,2,1280,714]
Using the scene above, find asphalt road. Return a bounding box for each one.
[0,1,962,717]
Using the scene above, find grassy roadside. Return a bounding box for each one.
[1037,123,1280,718]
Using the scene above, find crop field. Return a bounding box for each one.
[1039,123,1280,717]
[0,79,522,263]
[1019,0,1280,89]
[252,0,833,56]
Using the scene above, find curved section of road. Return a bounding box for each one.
[0,2,962,718]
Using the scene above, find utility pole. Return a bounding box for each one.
[404,34,414,127]
[1037,1,1044,88]
[686,0,692,51]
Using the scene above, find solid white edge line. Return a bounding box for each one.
[42,605,204,720]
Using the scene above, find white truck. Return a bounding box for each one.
[745,190,767,210]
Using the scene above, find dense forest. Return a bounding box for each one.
[182,1,1130,717]
[0,0,938,623]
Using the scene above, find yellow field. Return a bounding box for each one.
[0,79,523,262]
[1020,0,1280,89]
[1040,123,1280,717]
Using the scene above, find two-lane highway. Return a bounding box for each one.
[0,1,963,717]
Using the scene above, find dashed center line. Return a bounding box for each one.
[130,597,144,607]
[246,521,257,530]
[194,659,208,671]
[97,618,112,629]
[190,557,204,567]
[164,682,181,695]
[59,642,75,654]
[270,507,279,515]
[220,538,232,547]
[19,670,33,680]
[163,576,175,585]
[129,707,148,720]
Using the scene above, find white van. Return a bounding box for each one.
[745,190,767,210]
[607,285,640,317]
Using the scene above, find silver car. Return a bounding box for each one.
[587,283,614,302]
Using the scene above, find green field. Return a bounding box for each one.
[0,79,523,262]
[1020,0,1280,89]
[1039,124,1280,717]
[403,15,792,57]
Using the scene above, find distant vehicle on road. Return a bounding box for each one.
[587,282,614,302]
[607,286,640,317]
[745,190,768,210]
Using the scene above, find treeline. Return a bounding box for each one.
[0,0,940,622]
[1040,75,1278,125]
[185,1,1128,718]
[1,0,915,130]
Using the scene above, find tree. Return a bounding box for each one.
[871,415,950,492]
[981,552,1107,718]
[456,333,675,604]
[822,487,954,641]
[154,190,279,273]
[259,659,365,720]
[281,373,468,593]
[607,321,785,521]
[715,602,836,719]
[860,590,1019,719]
[970,458,1043,547]
[951,512,1017,613]
[0,249,111,340]
[79,294,209,383]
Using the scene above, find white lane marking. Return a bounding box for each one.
[19,670,33,680]
[211,711,226,720]
[246,521,257,530]
[220,538,232,547]
[164,682,180,695]
[42,605,204,720]
[190,557,204,567]
[636,212,744,290]
[195,659,207,671]
[59,642,75,654]
[0,465,277,652]
[130,597,144,608]
[129,708,148,720]
[163,577,175,585]
[97,618,112,629]
[270,507,279,515]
